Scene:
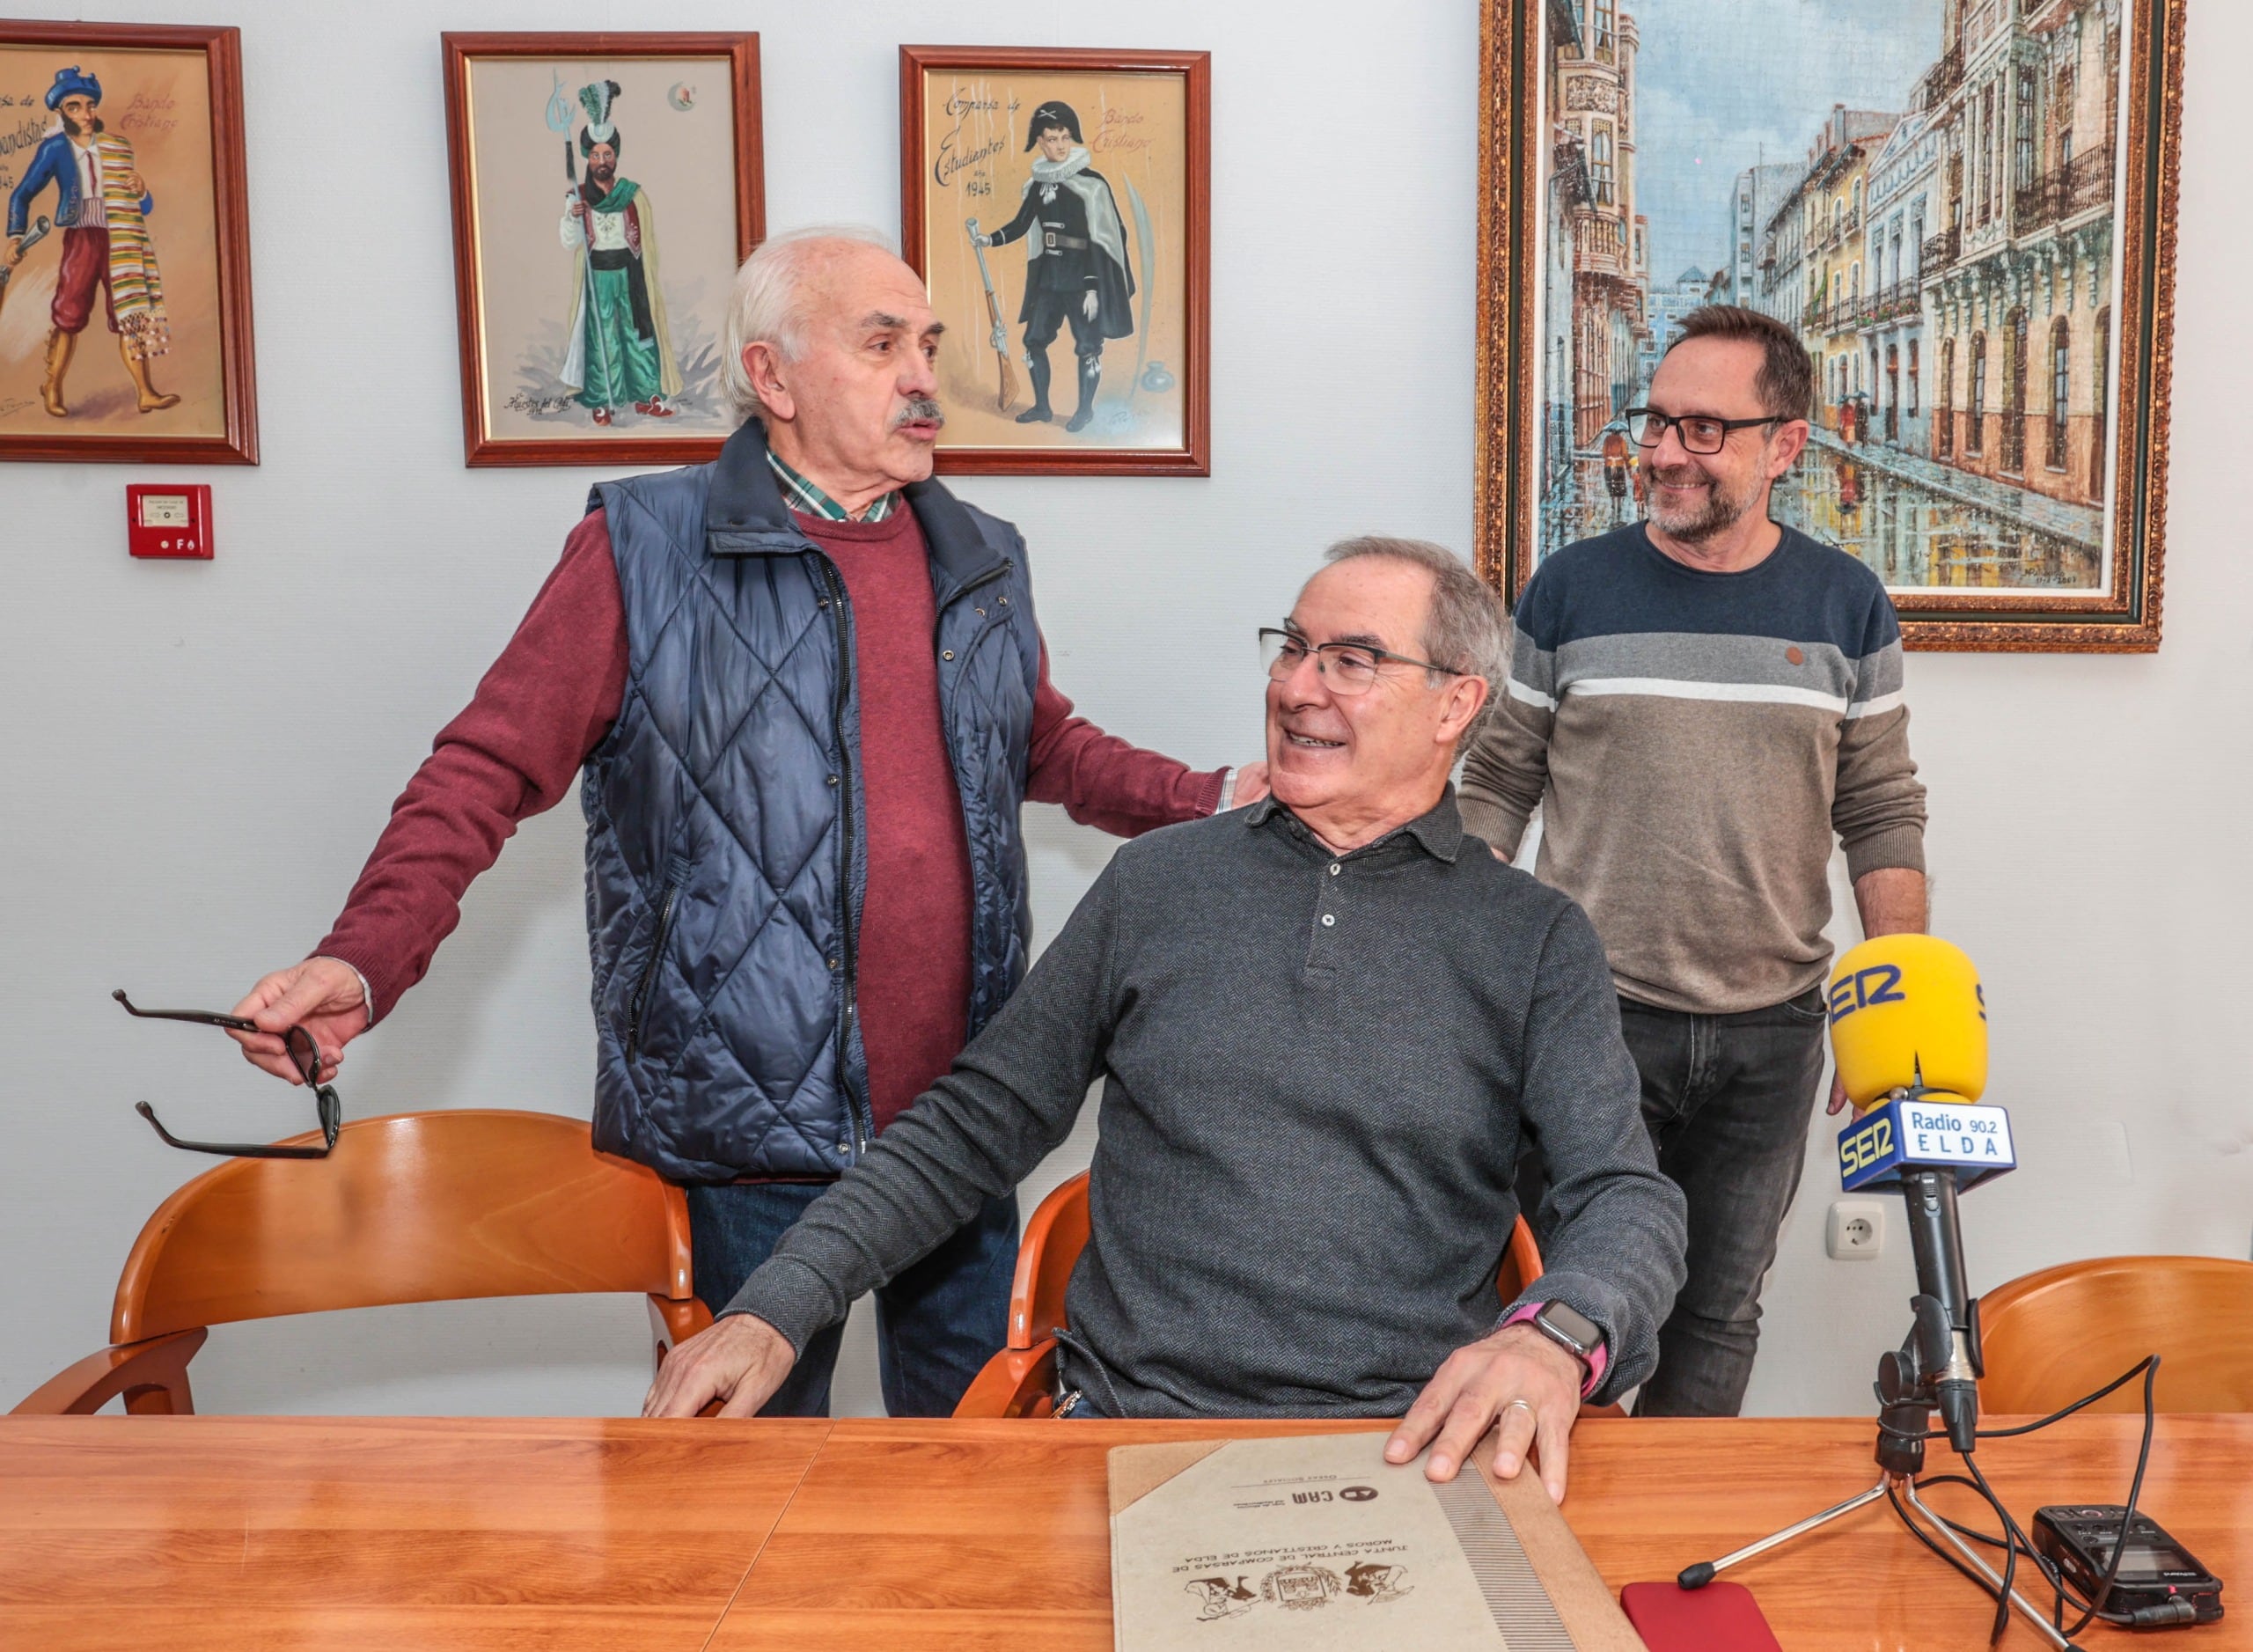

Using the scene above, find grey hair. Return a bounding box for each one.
[1320,536,1509,744]
[721,224,900,423]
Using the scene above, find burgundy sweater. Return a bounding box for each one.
[317,506,1223,1137]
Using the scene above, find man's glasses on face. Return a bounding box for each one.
[1259,628,1465,696]
[1625,407,1786,456]
[114,990,341,1159]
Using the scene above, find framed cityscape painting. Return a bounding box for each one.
[442,32,762,467]
[0,20,257,465]
[900,45,1210,476]
[1476,0,2183,650]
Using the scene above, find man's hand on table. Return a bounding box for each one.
[1384,1323,1584,1503]
[642,1312,797,1418]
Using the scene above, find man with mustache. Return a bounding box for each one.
[1460,305,1929,1418]
[225,228,1262,1418]
[557,81,680,426]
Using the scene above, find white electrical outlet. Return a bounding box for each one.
[1827,1199,1886,1259]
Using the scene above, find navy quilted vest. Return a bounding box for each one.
[583,422,1040,1182]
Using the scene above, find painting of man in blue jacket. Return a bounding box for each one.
[4,64,180,417]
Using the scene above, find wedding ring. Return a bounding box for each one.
[1504,1398,1536,1418]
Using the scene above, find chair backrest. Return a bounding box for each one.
[1978,1255,2253,1415]
[1002,1171,1544,1352]
[112,1110,696,1343]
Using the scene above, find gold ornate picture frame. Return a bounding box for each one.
[1476,0,2183,651]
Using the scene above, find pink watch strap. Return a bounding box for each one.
[1501,1301,1609,1399]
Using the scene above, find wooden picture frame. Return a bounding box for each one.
[900,45,1210,476]
[1476,0,2183,651]
[0,20,257,465]
[442,32,763,468]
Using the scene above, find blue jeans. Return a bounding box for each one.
[1619,988,1831,1418]
[686,1181,1018,1418]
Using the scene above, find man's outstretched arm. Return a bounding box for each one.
[643,863,1129,1418]
[227,512,627,1080]
[1026,638,1266,833]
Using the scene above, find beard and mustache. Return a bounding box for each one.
[59,110,103,139]
[1645,459,1757,543]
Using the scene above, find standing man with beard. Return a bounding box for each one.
[978,100,1134,432]
[558,80,681,426]
[1459,305,1929,1419]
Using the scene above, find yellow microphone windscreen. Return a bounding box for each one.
[1826,934,1987,1110]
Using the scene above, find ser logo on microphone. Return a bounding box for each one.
[1829,966,1988,1026]
[1838,1112,1895,1177]
[1827,964,1905,1024]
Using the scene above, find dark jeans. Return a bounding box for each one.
[686,1181,1018,1418]
[1620,988,1830,1418]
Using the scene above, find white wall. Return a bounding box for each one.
[2,0,2245,1421]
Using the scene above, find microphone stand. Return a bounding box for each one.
[1677,1168,2084,1651]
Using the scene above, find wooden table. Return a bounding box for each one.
[3,1414,2244,1650]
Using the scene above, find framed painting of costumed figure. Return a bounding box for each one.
[0,21,257,464]
[901,47,1209,475]
[441,33,762,467]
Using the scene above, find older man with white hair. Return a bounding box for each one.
[647,538,1687,1506]
[224,228,1260,1418]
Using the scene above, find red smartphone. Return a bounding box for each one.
[1619,1580,1783,1651]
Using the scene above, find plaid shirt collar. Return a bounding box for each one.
[765,448,899,523]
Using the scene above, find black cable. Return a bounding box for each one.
[1872,1353,2154,1444]
[1887,1478,2007,1599]
[1870,1354,2164,1641]
[2051,1355,2161,1641]
[1912,1470,2144,1630]
[1901,1356,2163,1635]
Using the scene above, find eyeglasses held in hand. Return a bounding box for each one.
[1623,407,1787,455]
[1259,627,1465,696]
[114,989,341,1159]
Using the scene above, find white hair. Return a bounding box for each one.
[721,224,901,423]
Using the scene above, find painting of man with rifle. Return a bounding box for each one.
[902,48,1208,475]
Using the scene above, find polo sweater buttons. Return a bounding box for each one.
[1329,863,1341,876]
[1321,914,1336,927]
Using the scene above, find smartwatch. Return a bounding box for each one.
[1501,1300,1610,1399]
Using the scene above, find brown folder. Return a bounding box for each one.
[1108,1430,1640,1649]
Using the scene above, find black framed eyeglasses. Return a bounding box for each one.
[114,990,341,1159]
[1625,407,1787,455]
[1259,627,1464,695]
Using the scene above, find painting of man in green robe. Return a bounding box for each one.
[559,80,682,425]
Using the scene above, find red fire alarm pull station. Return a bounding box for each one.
[127,483,214,559]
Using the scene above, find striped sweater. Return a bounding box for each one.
[1458,523,1926,1015]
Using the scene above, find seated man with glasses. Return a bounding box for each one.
[647,535,1687,1503]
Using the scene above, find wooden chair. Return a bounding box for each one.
[13,1110,711,1415]
[1976,1254,2253,1416]
[952,1171,1547,1418]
